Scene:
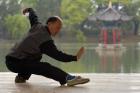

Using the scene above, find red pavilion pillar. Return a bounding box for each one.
[117,29,121,44]
[112,28,116,48]
[103,28,108,48]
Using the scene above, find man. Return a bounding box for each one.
[5,8,89,86]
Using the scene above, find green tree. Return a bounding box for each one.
[61,0,94,42]
[4,14,30,39]
[61,0,94,26]
[94,0,132,6]
[21,0,61,23]
[35,0,61,23]
[20,0,37,8]
[122,0,140,35]
[0,0,20,38]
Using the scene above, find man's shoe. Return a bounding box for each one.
[67,76,90,86]
[15,76,26,83]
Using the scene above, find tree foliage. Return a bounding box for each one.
[61,0,94,26]
[0,0,140,40]
[35,0,61,23]
[61,0,94,42]
[0,0,20,38]
[4,14,30,39]
[94,0,132,6]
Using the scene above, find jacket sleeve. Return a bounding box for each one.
[39,40,77,62]
[24,8,39,27]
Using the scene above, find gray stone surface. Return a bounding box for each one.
[0,72,140,93]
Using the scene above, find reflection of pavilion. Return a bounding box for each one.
[98,51,122,72]
[89,1,132,49]
[96,46,126,73]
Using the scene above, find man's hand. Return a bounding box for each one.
[76,47,85,61]
[23,8,32,15]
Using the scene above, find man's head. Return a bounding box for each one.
[46,16,62,37]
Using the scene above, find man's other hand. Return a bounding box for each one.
[23,8,32,15]
[76,47,85,61]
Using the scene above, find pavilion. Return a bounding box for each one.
[84,0,132,48]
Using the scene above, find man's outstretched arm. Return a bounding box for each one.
[23,8,39,27]
[39,40,77,62]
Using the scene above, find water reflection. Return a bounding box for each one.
[0,42,140,73]
[95,47,126,73]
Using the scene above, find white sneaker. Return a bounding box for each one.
[67,76,90,86]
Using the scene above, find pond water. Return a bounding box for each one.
[0,41,140,73]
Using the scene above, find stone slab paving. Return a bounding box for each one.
[0,72,140,93]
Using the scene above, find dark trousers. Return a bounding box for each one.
[5,56,68,85]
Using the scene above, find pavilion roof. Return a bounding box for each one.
[88,0,132,21]
[96,8,121,21]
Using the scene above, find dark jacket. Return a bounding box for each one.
[7,8,77,62]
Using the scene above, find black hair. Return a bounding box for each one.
[46,16,59,24]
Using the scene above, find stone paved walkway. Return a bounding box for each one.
[0,72,140,93]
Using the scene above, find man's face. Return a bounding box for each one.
[49,20,62,37]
